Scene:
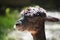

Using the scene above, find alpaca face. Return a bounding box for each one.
[14,6,46,36]
[13,6,60,40]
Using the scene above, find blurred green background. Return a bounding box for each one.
[0,0,60,40]
[0,8,21,40]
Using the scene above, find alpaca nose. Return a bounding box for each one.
[17,17,25,24]
[14,19,23,30]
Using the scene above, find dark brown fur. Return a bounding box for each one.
[15,9,60,40]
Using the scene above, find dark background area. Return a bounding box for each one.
[0,0,60,9]
[0,0,60,15]
[0,0,60,10]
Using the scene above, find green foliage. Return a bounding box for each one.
[0,9,19,40]
[0,16,16,40]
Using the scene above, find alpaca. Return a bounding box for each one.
[14,6,60,40]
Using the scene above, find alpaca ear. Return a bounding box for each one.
[45,16,60,22]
